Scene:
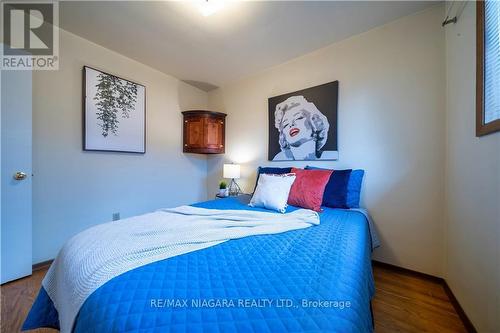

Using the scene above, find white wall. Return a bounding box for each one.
[32,29,209,263]
[207,5,446,276]
[444,2,500,332]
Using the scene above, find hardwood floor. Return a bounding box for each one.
[372,263,468,333]
[1,264,468,333]
[1,269,54,333]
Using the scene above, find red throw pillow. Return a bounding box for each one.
[288,167,333,212]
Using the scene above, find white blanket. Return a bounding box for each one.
[42,206,319,332]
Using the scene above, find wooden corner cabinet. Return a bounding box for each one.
[182,110,227,154]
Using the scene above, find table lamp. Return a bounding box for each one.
[223,164,242,196]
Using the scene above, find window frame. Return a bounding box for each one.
[476,0,500,137]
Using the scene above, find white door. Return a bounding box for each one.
[0,67,33,284]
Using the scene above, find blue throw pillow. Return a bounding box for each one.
[306,166,351,208]
[253,167,292,192]
[306,166,364,208]
[346,169,364,208]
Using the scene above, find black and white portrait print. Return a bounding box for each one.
[268,81,338,161]
[83,66,146,153]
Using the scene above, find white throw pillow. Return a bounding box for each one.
[249,173,296,213]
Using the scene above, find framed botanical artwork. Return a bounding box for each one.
[268,81,338,161]
[83,66,146,153]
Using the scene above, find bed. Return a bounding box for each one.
[24,195,377,332]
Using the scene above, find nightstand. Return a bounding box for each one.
[215,193,251,199]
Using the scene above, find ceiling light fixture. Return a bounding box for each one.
[196,0,225,17]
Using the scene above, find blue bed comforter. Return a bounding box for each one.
[24,196,376,332]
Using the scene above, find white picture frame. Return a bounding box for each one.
[83,66,146,153]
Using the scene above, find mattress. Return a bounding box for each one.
[24,196,375,332]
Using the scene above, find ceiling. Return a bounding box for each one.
[60,1,435,91]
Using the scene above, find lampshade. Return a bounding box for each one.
[223,164,240,179]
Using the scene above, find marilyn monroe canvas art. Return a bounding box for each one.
[268,81,339,161]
